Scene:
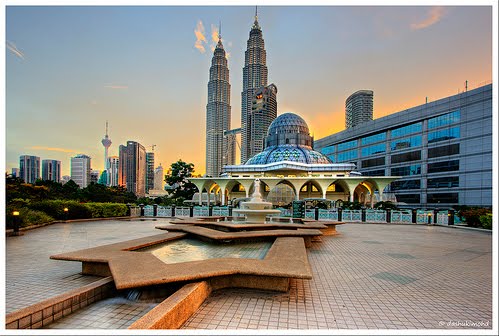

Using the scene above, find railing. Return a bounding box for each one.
[318,209,339,221]
[391,210,412,223]
[365,210,386,222]
[212,206,230,216]
[157,206,172,217]
[342,210,362,222]
[133,205,455,226]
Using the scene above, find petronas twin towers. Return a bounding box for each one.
[206,9,277,177]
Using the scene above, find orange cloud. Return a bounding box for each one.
[194,20,207,53]
[6,40,25,59]
[411,7,446,30]
[28,146,77,153]
[211,24,219,43]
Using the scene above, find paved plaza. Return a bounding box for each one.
[4,219,493,331]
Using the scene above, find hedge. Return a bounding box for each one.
[27,200,128,220]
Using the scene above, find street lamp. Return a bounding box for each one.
[63,207,69,221]
[12,211,21,236]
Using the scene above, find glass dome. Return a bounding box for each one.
[267,113,309,136]
[246,145,332,165]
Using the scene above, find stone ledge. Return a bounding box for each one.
[5,277,115,329]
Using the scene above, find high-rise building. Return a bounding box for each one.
[90,170,100,184]
[19,155,40,184]
[101,121,112,170]
[107,156,119,187]
[206,25,232,177]
[154,164,164,191]
[315,84,492,208]
[345,90,374,129]
[241,8,269,163]
[247,83,277,159]
[41,159,61,182]
[11,168,20,178]
[146,152,155,193]
[119,141,147,197]
[60,175,71,184]
[71,154,91,188]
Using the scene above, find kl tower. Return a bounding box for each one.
[101,121,112,173]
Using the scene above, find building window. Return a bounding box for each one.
[361,132,386,145]
[391,122,422,138]
[362,169,385,176]
[391,150,421,164]
[390,179,421,191]
[361,157,385,168]
[427,176,459,188]
[361,143,386,156]
[427,160,459,173]
[395,194,421,203]
[428,126,460,143]
[428,110,460,129]
[427,193,459,204]
[391,135,422,151]
[337,140,358,151]
[337,150,358,162]
[428,144,460,158]
[391,165,421,176]
[320,145,335,155]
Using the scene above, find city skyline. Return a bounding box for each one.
[5,5,493,176]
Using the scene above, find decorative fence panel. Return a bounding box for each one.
[305,210,316,219]
[156,206,172,217]
[365,210,386,222]
[175,207,191,217]
[193,207,209,217]
[391,210,412,223]
[129,206,141,217]
[437,211,449,225]
[143,205,154,217]
[273,208,292,217]
[318,209,339,221]
[342,210,362,222]
[212,207,230,216]
[416,210,432,224]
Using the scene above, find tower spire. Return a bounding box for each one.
[252,6,261,30]
[255,5,258,20]
[105,120,109,137]
[219,20,222,40]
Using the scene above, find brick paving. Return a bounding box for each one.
[5,220,493,330]
[182,224,493,330]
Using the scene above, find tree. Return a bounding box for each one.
[164,160,197,201]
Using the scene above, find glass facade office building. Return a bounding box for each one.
[315,84,492,208]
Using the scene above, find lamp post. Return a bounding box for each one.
[63,207,69,222]
[12,211,21,236]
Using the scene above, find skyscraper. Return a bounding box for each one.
[119,141,147,197]
[206,24,232,177]
[101,121,112,171]
[41,159,61,182]
[247,83,278,159]
[19,155,40,183]
[241,8,269,163]
[154,164,164,191]
[71,154,91,188]
[107,156,119,187]
[146,152,155,193]
[345,90,374,129]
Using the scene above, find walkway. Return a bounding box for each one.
[5,220,493,330]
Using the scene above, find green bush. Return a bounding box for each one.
[85,202,128,218]
[459,207,490,227]
[19,209,54,227]
[479,213,492,230]
[28,200,92,220]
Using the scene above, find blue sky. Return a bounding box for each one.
[5,5,494,175]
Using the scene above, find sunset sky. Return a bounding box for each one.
[4,4,494,176]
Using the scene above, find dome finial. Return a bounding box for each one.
[252,6,261,30]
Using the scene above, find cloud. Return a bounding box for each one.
[28,146,77,153]
[6,40,25,59]
[211,24,219,43]
[104,85,128,89]
[194,20,207,53]
[411,7,446,30]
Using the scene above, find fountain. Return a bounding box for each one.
[232,179,281,223]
